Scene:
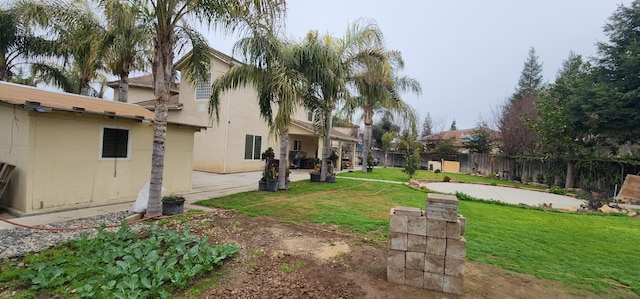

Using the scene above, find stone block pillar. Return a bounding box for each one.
[387,193,467,295]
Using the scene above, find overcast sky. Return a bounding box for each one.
[204,0,632,131]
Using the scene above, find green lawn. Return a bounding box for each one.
[338,167,547,189]
[198,179,640,295]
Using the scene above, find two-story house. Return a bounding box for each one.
[109,47,358,174]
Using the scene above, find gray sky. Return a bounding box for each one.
[206,0,631,130]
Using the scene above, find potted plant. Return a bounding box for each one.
[265,159,279,192]
[259,147,275,191]
[284,166,291,190]
[162,194,185,216]
[366,152,375,173]
[309,159,321,182]
[326,151,338,183]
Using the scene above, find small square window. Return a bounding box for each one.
[101,127,129,159]
[195,73,212,100]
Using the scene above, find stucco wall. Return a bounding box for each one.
[185,56,277,173]
[113,86,155,103]
[0,103,30,211]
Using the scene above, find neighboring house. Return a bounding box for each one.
[0,82,201,214]
[421,129,500,154]
[109,47,358,174]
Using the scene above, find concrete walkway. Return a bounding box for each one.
[0,170,311,231]
[425,182,587,209]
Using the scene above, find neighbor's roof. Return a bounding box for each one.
[0,81,154,121]
[291,119,359,143]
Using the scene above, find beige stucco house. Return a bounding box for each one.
[110,48,358,174]
[0,82,200,214]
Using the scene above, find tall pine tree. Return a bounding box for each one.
[420,113,433,138]
[512,47,544,101]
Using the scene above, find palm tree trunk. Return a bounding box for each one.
[278,128,288,189]
[147,31,173,217]
[79,78,91,96]
[565,159,574,189]
[118,72,129,103]
[320,100,334,181]
[361,108,373,172]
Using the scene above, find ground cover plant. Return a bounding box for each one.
[338,167,547,189]
[0,223,239,298]
[198,179,640,295]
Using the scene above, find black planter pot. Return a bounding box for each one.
[266,179,279,192]
[285,180,291,190]
[162,198,185,216]
[367,167,373,173]
[310,173,321,182]
[258,180,267,191]
[326,175,336,183]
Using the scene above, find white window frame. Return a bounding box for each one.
[99,126,131,160]
[293,140,302,151]
[244,134,262,160]
[194,73,212,101]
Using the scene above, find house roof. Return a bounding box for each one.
[133,94,183,110]
[291,120,359,143]
[0,81,154,122]
[174,47,240,69]
[106,74,179,94]
[422,129,475,144]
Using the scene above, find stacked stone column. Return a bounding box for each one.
[387,193,466,295]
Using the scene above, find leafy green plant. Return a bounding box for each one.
[162,194,185,202]
[443,175,451,182]
[14,223,239,298]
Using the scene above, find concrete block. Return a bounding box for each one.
[405,269,424,288]
[405,252,425,271]
[390,232,408,251]
[444,256,465,277]
[426,219,446,238]
[387,266,404,285]
[424,254,445,274]
[390,210,408,233]
[423,272,444,292]
[458,214,466,235]
[427,193,459,222]
[443,274,464,295]
[446,219,461,239]
[407,215,427,236]
[426,237,446,256]
[393,206,423,216]
[407,234,427,252]
[387,249,405,270]
[446,238,467,258]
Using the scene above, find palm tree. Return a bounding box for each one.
[211,28,306,190]
[346,48,422,172]
[100,0,152,102]
[12,0,108,96]
[293,19,386,181]
[0,8,30,82]
[143,0,285,216]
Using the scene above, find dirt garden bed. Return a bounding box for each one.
[164,209,635,299]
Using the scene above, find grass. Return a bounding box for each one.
[338,167,548,189]
[198,179,640,295]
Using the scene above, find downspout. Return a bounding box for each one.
[222,91,231,174]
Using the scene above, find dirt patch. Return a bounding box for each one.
[166,210,636,299]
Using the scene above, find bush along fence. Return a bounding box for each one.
[387,193,467,295]
[365,149,640,196]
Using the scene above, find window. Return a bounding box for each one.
[195,73,211,100]
[244,134,262,160]
[293,140,302,151]
[307,109,313,121]
[101,127,129,159]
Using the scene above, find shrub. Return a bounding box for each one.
[443,176,451,182]
[549,187,567,195]
[402,150,420,178]
[434,169,441,174]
